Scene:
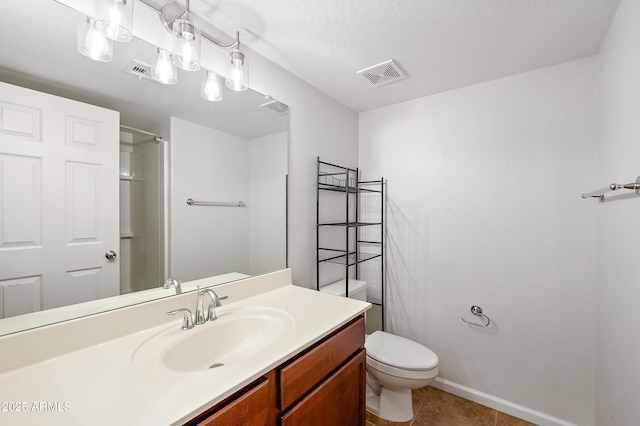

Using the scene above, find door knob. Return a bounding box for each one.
[105,250,117,260]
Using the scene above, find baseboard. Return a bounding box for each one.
[431,378,579,426]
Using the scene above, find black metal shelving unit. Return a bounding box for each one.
[316,157,385,330]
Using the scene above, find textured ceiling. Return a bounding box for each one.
[186,0,621,112]
[1,0,623,118]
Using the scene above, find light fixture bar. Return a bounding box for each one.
[204,30,240,50]
[155,1,240,51]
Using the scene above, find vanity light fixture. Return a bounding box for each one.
[201,70,223,101]
[159,0,201,71]
[151,48,178,84]
[167,0,201,71]
[77,16,113,62]
[76,0,250,96]
[226,47,248,92]
[94,0,134,42]
[160,2,248,91]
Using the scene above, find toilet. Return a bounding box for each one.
[365,331,439,422]
[320,279,439,422]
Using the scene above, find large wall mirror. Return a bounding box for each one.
[0,0,288,335]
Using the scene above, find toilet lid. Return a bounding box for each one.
[365,331,439,371]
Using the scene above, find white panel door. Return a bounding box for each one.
[0,81,119,316]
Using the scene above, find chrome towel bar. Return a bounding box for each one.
[186,198,246,207]
[582,176,640,201]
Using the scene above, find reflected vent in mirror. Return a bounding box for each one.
[123,60,155,82]
[260,97,289,115]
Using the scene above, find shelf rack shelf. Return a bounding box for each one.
[318,251,381,266]
[318,222,382,227]
[316,157,385,330]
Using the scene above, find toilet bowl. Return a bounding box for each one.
[319,280,439,422]
[365,331,439,422]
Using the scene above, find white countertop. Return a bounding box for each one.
[0,283,369,426]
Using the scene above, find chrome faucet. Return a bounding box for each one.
[163,277,182,294]
[195,288,226,325]
[167,288,228,330]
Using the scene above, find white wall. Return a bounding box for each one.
[242,51,359,288]
[170,117,250,281]
[170,121,289,281]
[359,58,598,425]
[596,0,640,424]
[248,131,288,275]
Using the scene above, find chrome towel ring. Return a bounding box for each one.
[460,305,491,328]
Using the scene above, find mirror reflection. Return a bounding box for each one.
[0,0,288,336]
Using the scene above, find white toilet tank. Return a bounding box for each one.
[319,279,367,301]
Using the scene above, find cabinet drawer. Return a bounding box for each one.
[281,350,366,426]
[279,315,365,410]
[192,377,270,426]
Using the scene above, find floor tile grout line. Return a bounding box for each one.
[366,385,535,426]
[412,385,432,425]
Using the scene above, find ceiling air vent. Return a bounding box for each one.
[357,59,407,87]
[260,97,289,115]
[123,60,155,82]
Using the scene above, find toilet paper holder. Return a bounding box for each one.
[460,305,491,328]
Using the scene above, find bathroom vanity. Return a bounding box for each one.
[188,316,366,425]
[0,269,369,425]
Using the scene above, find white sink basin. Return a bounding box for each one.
[132,307,295,372]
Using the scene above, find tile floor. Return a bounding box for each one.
[366,386,537,426]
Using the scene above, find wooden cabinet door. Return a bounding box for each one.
[281,350,366,426]
[195,378,270,426]
[280,316,365,410]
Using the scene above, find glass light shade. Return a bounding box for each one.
[225,49,248,91]
[151,48,177,85]
[201,70,223,101]
[94,0,133,42]
[172,17,201,71]
[77,17,113,62]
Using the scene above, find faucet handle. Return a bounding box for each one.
[206,302,217,321]
[167,308,194,330]
[207,294,228,321]
[213,294,228,307]
[198,289,227,322]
